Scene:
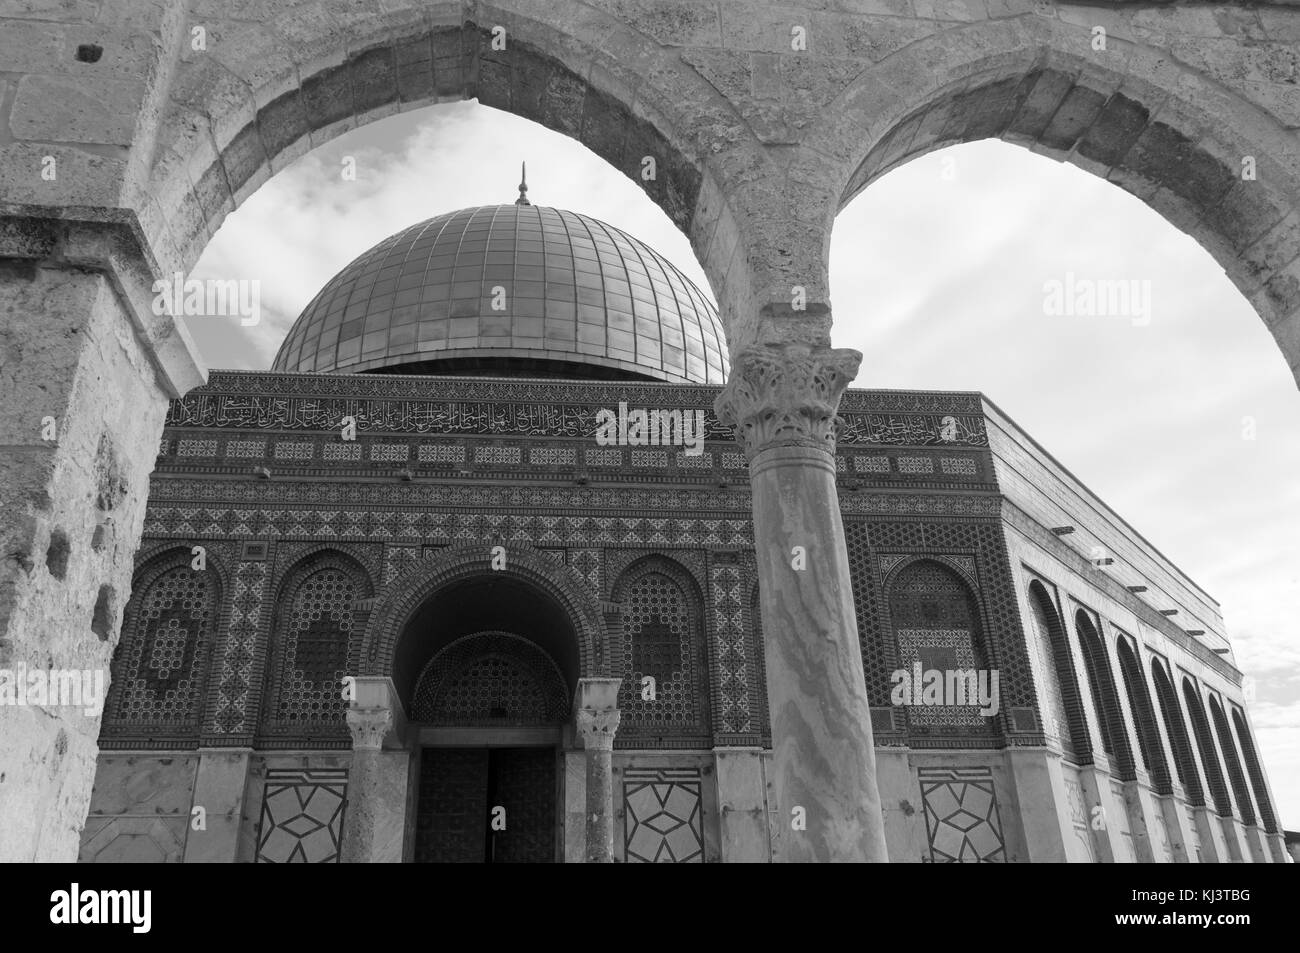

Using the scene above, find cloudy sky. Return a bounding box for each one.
[189,101,1300,833]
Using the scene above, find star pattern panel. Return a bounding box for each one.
[919,766,1005,863]
[623,767,704,863]
[255,768,348,863]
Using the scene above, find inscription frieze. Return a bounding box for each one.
[164,393,987,447]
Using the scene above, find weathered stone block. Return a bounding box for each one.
[1123,120,1235,209]
[256,87,310,163]
[350,44,399,115]
[10,74,144,146]
[301,62,355,133]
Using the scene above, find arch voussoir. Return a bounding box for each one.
[359,543,606,681]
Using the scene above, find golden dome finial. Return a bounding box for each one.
[515,162,530,206]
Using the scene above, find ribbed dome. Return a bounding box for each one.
[272,204,727,384]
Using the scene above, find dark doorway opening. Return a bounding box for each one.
[414,747,556,863]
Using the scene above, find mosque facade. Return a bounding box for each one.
[77,198,1287,863]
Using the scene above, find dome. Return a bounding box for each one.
[271,202,728,384]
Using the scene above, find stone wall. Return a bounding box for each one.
[0,257,177,861]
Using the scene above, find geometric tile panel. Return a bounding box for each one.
[623,767,704,863]
[209,560,267,735]
[255,768,348,863]
[895,628,987,727]
[939,457,977,476]
[615,561,707,734]
[709,563,750,734]
[918,766,1005,862]
[145,505,753,549]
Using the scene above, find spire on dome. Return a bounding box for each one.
[515,162,530,206]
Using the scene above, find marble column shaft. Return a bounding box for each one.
[340,706,393,864]
[577,708,620,863]
[716,341,888,862]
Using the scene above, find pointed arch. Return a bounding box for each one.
[1023,579,1091,761]
[1150,660,1204,806]
[1231,707,1279,834]
[886,558,995,734]
[1114,634,1172,794]
[1208,695,1256,826]
[258,548,374,743]
[1073,610,1135,781]
[101,546,224,746]
[1182,677,1233,818]
[611,555,710,741]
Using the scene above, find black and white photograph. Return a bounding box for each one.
[0,0,1294,928]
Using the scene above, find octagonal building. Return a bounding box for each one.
[80,190,1287,864]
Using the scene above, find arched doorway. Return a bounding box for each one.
[376,553,596,864]
[410,629,569,864]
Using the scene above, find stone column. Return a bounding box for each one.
[340,677,408,863]
[575,676,621,863]
[340,707,392,864]
[0,217,204,862]
[715,342,887,862]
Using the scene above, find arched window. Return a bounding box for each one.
[261,553,368,739]
[1151,661,1204,805]
[410,631,569,725]
[103,552,219,742]
[888,559,992,729]
[1209,696,1256,825]
[1231,708,1278,834]
[1073,611,1135,781]
[1115,635,1172,793]
[1023,580,1089,760]
[1182,678,1233,817]
[612,558,709,737]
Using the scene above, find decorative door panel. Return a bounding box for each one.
[414,748,490,863]
[489,747,556,863]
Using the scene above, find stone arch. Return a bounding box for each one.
[1114,634,1172,794]
[1150,659,1204,806]
[609,553,711,739]
[101,545,224,745]
[1181,676,1233,817]
[258,547,375,742]
[820,18,1300,384]
[1073,610,1136,781]
[1023,579,1091,762]
[1208,694,1257,826]
[361,543,605,685]
[139,3,764,321]
[1230,707,1279,835]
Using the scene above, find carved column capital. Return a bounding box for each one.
[714,342,862,459]
[577,708,621,752]
[346,706,393,750]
